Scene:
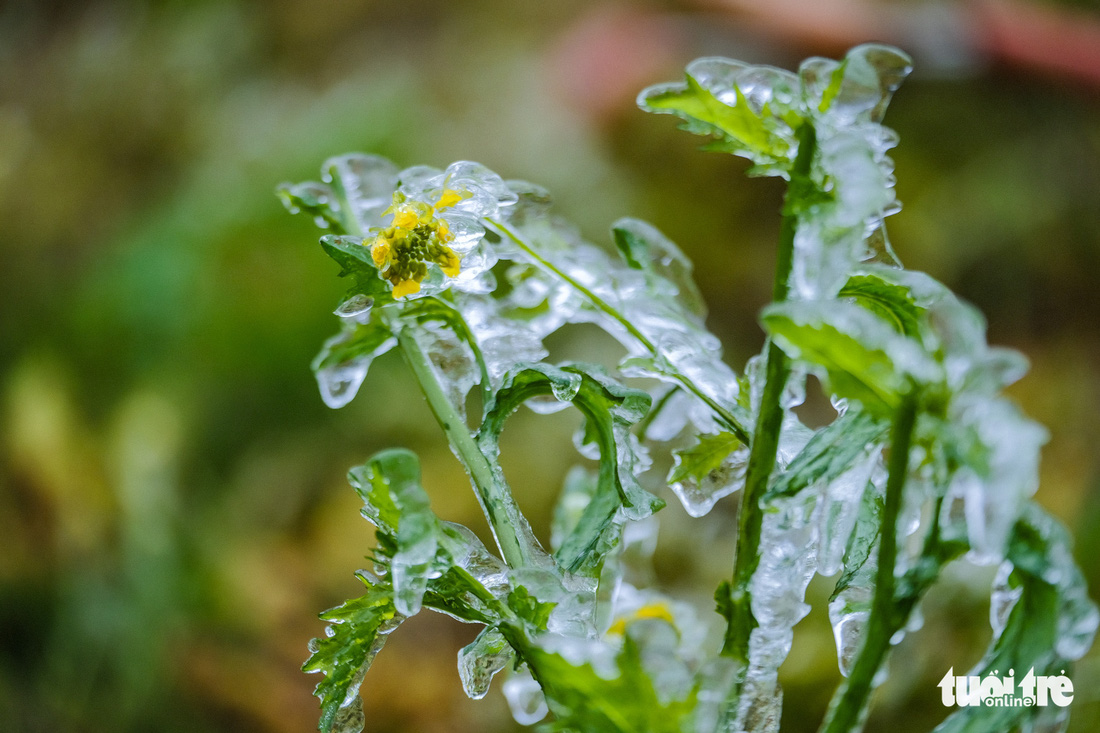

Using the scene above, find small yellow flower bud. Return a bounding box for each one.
[391,205,420,230]
[371,238,392,269]
[606,602,676,636]
[438,247,461,278]
[392,279,421,298]
[434,189,466,211]
[436,219,454,243]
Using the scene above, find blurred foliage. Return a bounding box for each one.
[1,0,1098,732]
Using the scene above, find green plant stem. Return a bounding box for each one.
[818,390,919,733]
[488,218,751,446]
[396,328,536,569]
[721,124,817,668]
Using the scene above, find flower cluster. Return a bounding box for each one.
[368,189,469,298]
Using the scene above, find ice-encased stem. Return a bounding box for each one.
[818,391,918,733]
[397,328,536,569]
[488,218,751,446]
[722,124,817,669]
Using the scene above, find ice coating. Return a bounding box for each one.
[283,42,1099,733]
[670,445,749,518]
[312,327,397,409]
[334,294,373,322]
[458,294,548,389]
[742,491,818,720]
[458,628,513,699]
[816,451,880,576]
[642,45,911,300]
[322,153,400,233]
[409,320,480,422]
[503,666,549,725]
[950,395,1047,563]
[828,476,885,676]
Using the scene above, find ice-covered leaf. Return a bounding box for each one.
[318,235,394,303]
[933,505,1099,733]
[312,321,396,409]
[347,449,439,616]
[277,180,348,233]
[323,153,401,234]
[839,273,925,338]
[761,300,941,416]
[765,408,886,501]
[669,432,742,485]
[508,585,557,631]
[303,586,401,733]
[458,627,513,700]
[639,58,795,171]
[668,431,745,517]
[518,635,699,733]
[611,218,706,318]
[828,479,883,676]
[477,363,661,575]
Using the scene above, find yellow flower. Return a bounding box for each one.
[365,188,472,298]
[436,219,453,243]
[437,247,460,278]
[370,237,391,269]
[390,204,423,231]
[433,188,467,211]
[606,602,677,636]
[392,279,422,298]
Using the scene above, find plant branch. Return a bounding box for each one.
[818,389,919,733]
[487,218,751,445]
[396,327,538,569]
[721,123,817,668]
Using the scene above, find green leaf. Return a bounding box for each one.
[765,409,887,501]
[761,300,940,416]
[507,586,556,632]
[839,274,925,339]
[277,181,349,233]
[311,321,397,409]
[303,586,398,733]
[477,363,661,575]
[319,234,394,303]
[829,482,883,615]
[641,74,777,159]
[519,636,698,733]
[817,58,849,113]
[933,504,1098,733]
[610,218,707,319]
[669,432,742,485]
[347,449,444,617]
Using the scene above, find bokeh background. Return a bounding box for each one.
[2,1,1099,731]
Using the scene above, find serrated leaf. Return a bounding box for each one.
[347,449,441,616]
[519,637,698,733]
[642,74,777,159]
[669,432,742,485]
[761,300,941,416]
[311,321,397,409]
[507,586,556,632]
[765,409,887,501]
[477,363,661,576]
[303,586,398,733]
[933,504,1098,733]
[319,234,394,303]
[840,274,925,339]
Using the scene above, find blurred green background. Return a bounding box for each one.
[2,1,1099,731]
